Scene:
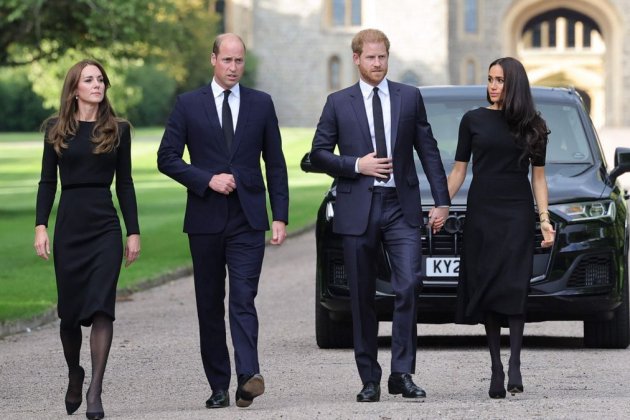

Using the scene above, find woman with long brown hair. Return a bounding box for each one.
[443,57,555,399]
[34,59,140,419]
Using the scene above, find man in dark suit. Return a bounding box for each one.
[310,28,450,402]
[157,33,289,409]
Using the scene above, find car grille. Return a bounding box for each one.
[421,210,552,256]
[566,253,613,288]
[327,254,347,287]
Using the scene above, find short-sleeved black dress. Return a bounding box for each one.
[36,121,139,329]
[454,108,545,325]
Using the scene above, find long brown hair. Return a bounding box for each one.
[42,59,126,155]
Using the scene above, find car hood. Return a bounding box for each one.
[419,161,610,206]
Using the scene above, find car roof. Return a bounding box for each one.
[419,85,582,104]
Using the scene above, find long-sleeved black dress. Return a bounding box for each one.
[36,121,140,329]
[454,108,546,324]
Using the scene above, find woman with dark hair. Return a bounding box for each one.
[34,59,140,419]
[441,57,555,399]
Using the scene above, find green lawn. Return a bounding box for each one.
[0,127,330,322]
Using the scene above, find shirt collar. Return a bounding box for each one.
[359,78,389,99]
[211,79,240,100]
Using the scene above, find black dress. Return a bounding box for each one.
[454,108,545,325]
[36,121,139,329]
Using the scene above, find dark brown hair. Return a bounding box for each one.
[487,57,549,162]
[42,59,126,155]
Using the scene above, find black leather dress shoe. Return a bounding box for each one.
[356,382,380,402]
[236,374,265,408]
[206,390,229,408]
[388,373,426,398]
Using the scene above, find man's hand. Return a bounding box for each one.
[428,207,449,234]
[270,221,287,245]
[358,152,392,179]
[209,173,236,195]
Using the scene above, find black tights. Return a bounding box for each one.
[60,313,113,413]
[484,312,525,383]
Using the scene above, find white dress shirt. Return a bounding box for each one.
[211,79,240,132]
[357,78,395,187]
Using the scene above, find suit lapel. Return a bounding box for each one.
[201,84,230,156]
[349,83,373,151]
[230,87,248,157]
[388,80,401,151]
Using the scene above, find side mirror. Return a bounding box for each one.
[300,152,327,174]
[609,147,630,185]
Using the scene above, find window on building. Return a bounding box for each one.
[522,8,601,49]
[329,56,341,91]
[330,0,361,27]
[464,0,478,34]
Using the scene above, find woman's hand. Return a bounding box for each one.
[540,220,556,248]
[34,225,50,260]
[124,234,141,267]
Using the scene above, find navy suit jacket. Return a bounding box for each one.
[157,84,289,234]
[310,80,450,235]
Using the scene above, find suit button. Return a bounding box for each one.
[368,187,374,191]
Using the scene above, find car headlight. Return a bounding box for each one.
[550,200,616,223]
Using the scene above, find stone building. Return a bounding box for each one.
[222,0,630,128]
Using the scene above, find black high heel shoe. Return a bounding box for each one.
[507,383,524,394]
[507,366,524,395]
[85,387,104,419]
[86,411,104,420]
[488,370,506,399]
[65,366,85,415]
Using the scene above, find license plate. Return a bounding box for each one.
[425,257,460,277]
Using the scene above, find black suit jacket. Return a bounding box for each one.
[157,84,289,233]
[310,80,450,235]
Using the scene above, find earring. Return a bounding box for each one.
[75,96,78,100]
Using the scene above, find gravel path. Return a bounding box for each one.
[2,230,630,419]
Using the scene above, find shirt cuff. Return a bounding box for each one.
[354,158,360,173]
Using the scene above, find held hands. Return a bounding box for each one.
[34,225,50,260]
[125,234,141,267]
[209,173,236,195]
[540,221,556,248]
[270,221,287,246]
[358,152,392,179]
[427,207,449,234]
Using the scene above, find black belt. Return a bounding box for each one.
[369,186,396,194]
[61,183,109,191]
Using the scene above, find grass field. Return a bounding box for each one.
[0,127,331,322]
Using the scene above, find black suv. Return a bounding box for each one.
[302,85,630,349]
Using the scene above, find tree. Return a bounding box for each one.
[0,0,176,66]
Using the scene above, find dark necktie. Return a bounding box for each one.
[372,87,389,181]
[222,90,234,151]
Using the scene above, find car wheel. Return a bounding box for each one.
[583,257,630,349]
[315,280,353,349]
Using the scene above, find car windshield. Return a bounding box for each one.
[424,98,593,165]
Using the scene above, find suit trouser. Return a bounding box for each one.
[342,187,423,384]
[188,193,265,391]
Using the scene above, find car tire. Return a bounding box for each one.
[315,281,353,349]
[583,258,630,349]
